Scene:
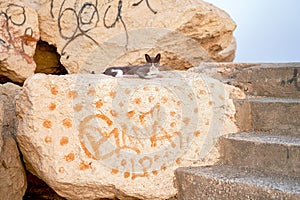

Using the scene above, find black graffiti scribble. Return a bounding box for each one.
[50,0,158,54]
[287,68,300,91]
[103,0,129,49]
[56,0,99,57]
[0,4,26,49]
[132,0,157,14]
[0,3,37,62]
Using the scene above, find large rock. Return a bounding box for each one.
[15,72,244,199]
[0,83,27,200]
[38,0,236,74]
[0,1,40,83]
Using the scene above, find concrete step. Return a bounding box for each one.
[233,63,300,98]
[193,63,300,98]
[218,132,300,177]
[234,98,300,134]
[175,165,300,200]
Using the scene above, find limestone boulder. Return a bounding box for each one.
[15,72,244,199]
[0,1,39,83]
[37,0,236,74]
[0,83,27,200]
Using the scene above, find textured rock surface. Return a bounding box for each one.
[176,165,300,200]
[0,83,27,200]
[0,83,22,136]
[0,1,40,83]
[15,72,243,199]
[0,136,28,200]
[38,0,236,74]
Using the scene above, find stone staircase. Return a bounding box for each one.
[176,63,300,199]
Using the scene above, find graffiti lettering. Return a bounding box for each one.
[50,0,157,54]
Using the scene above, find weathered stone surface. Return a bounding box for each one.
[190,62,300,98]
[234,98,300,135]
[37,0,236,74]
[0,136,27,200]
[15,71,243,199]
[0,83,22,136]
[218,132,300,177]
[0,1,40,83]
[0,83,27,200]
[175,165,300,200]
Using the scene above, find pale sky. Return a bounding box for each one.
[205,0,300,62]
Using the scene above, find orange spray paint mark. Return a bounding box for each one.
[109,91,116,98]
[127,111,135,118]
[96,114,113,126]
[60,136,69,146]
[51,87,58,95]
[134,98,142,104]
[194,131,201,137]
[49,103,56,111]
[111,168,119,175]
[95,100,103,108]
[79,161,91,170]
[43,120,52,129]
[124,172,130,178]
[65,153,75,162]
[62,118,72,128]
[67,91,78,99]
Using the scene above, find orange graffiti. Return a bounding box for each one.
[95,114,113,126]
[161,96,168,103]
[62,118,72,128]
[127,110,135,118]
[148,96,154,103]
[110,110,117,117]
[43,120,52,129]
[183,117,190,125]
[51,87,58,95]
[111,168,119,175]
[170,111,176,117]
[176,158,182,165]
[134,97,142,104]
[194,131,201,137]
[49,103,56,111]
[79,161,91,170]
[124,172,130,178]
[67,91,78,99]
[95,100,103,108]
[65,153,75,162]
[109,91,116,98]
[161,164,167,171]
[60,136,69,146]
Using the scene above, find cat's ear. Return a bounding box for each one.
[154,53,161,63]
[145,54,152,63]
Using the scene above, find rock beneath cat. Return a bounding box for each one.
[15,72,244,199]
[0,83,27,200]
[37,0,236,74]
[0,1,39,83]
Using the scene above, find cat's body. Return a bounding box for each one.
[103,54,161,79]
